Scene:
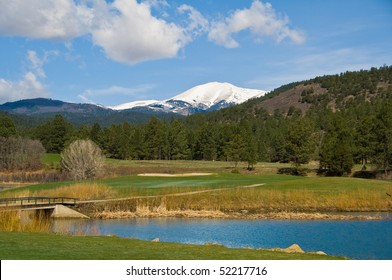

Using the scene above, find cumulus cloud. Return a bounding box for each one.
[0,0,305,65]
[0,0,93,40]
[208,0,305,48]
[0,0,191,64]
[91,0,189,64]
[0,72,48,103]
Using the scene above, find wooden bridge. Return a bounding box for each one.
[0,197,78,208]
[0,197,88,218]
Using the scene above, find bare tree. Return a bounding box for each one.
[0,137,45,171]
[61,139,104,180]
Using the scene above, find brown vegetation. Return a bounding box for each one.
[94,207,382,221]
[0,170,68,183]
[0,137,45,171]
[15,183,118,201]
[0,210,51,232]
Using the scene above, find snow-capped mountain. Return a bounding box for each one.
[110,82,267,115]
[110,100,159,111]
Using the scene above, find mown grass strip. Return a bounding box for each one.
[0,232,344,260]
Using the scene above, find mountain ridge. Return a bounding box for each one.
[0,81,267,125]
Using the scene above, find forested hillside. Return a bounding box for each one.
[1,66,392,176]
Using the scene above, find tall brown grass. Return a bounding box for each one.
[0,210,51,232]
[13,183,118,201]
[90,186,392,216]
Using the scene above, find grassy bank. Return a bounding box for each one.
[0,232,344,260]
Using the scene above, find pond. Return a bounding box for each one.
[52,215,392,260]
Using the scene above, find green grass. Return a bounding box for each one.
[0,232,344,260]
[42,153,61,164]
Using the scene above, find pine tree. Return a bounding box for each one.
[225,134,246,167]
[243,133,258,170]
[371,101,392,174]
[167,119,190,160]
[319,114,354,176]
[285,117,314,166]
[143,117,166,160]
[194,123,217,160]
[33,114,73,153]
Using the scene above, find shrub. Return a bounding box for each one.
[277,167,308,176]
[61,139,104,180]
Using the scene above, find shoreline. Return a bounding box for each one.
[92,209,386,220]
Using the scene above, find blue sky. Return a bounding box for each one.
[0,0,391,106]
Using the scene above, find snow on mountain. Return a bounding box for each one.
[110,100,159,110]
[111,82,268,115]
[169,82,266,107]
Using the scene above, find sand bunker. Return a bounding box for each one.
[137,173,214,177]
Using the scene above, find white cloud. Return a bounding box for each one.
[91,0,189,64]
[0,50,59,103]
[0,72,48,103]
[26,50,59,78]
[0,0,93,40]
[178,4,209,37]
[79,84,156,103]
[0,0,305,65]
[27,51,46,78]
[83,84,156,97]
[0,0,192,64]
[208,0,305,48]
[144,0,169,9]
[77,94,95,104]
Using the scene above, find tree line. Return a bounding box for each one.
[2,98,391,176]
[1,66,392,176]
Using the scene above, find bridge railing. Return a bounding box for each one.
[0,197,78,207]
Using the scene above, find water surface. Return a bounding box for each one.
[53,216,392,260]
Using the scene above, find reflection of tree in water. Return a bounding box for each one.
[52,219,100,236]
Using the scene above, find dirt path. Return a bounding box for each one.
[77,183,264,205]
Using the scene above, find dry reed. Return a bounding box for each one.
[0,210,51,232]
[11,183,118,201]
[90,185,392,217]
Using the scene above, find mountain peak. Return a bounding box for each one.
[111,82,267,115]
[169,81,266,108]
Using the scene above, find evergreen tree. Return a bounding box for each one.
[319,114,354,176]
[90,123,103,147]
[194,123,217,160]
[371,101,392,174]
[354,116,377,167]
[166,119,190,160]
[33,114,73,153]
[243,132,258,170]
[143,117,166,160]
[225,134,246,167]
[0,116,17,137]
[285,117,314,166]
